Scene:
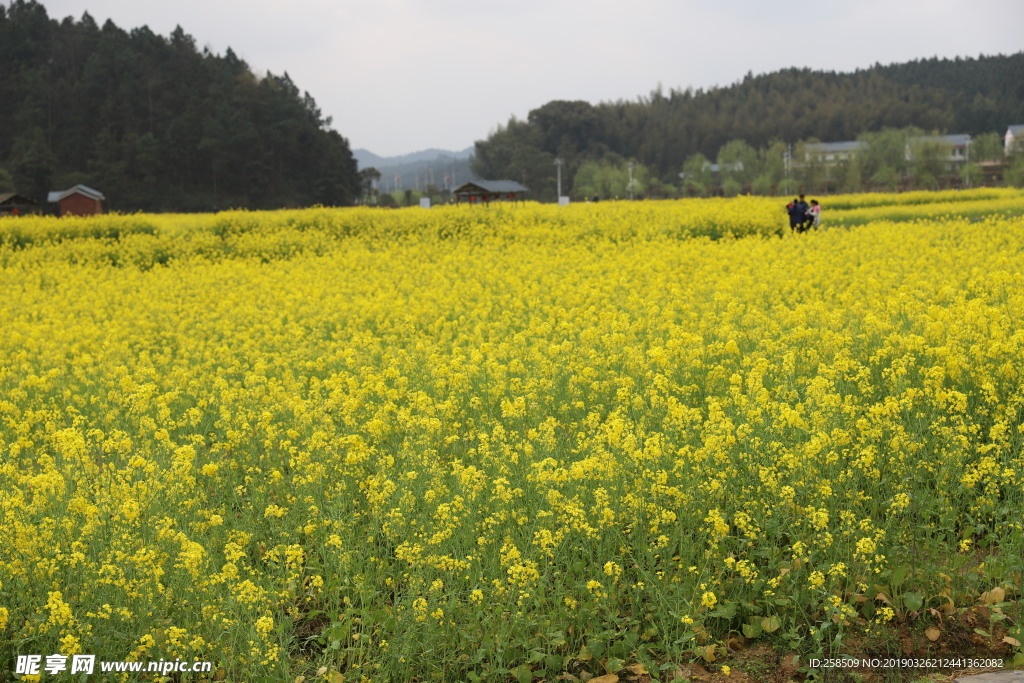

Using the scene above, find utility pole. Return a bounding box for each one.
[554,158,564,202]
[628,162,636,200]
[964,137,972,188]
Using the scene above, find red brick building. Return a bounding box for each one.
[47,185,105,216]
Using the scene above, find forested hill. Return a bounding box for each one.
[0,0,359,212]
[473,53,1024,200]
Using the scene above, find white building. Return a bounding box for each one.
[1006,125,1024,155]
[801,141,866,165]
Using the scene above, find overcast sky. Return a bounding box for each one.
[39,0,1024,157]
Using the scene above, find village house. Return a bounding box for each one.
[1006,125,1024,155]
[47,184,105,216]
[791,135,973,176]
[801,141,866,166]
[906,134,972,167]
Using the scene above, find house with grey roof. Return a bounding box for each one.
[906,134,972,165]
[47,184,105,216]
[794,135,974,171]
[801,141,866,165]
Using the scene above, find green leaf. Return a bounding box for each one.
[890,566,911,586]
[742,623,763,639]
[710,602,737,619]
[902,592,923,611]
[673,632,695,646]
[762,616,782,633]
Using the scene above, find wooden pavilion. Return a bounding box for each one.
[0,193,37,216]
[452,180,528,204]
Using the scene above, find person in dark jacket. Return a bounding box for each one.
[795,194,811,232]
[786,198,803,231]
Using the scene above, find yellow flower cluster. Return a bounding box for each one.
[1,191,1022,678]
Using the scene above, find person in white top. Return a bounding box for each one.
[808,199,821,229]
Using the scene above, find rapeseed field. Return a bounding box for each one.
[1,190,1023,680]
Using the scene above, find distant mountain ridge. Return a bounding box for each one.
[354,147,474,171]
[355,147,478,192]
[472,52,1024,201]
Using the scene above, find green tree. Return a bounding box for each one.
[751,140,787,195]
[0,3,359,211]
[573,160,619,200]
[960,163,983,188]
[907,136,948,189]
[721,178,742,197]
[859,127,917,191]
[359,167,382,205]
[835,158,863,193]
[471,118,534,178]
[716,139,758,190]
[1005,155,1024,188]
[681,153,713,196]
[526,100,600,159]
[970,132,1002,162]
[791,140,827,194]
[470,53,1024,184]
[9,126,54,200]
[0,166,14,193]
[572,159,651,200]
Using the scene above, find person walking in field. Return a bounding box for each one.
[808,199,821,229]
[795,194,812,232]
[786,198,803,231]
